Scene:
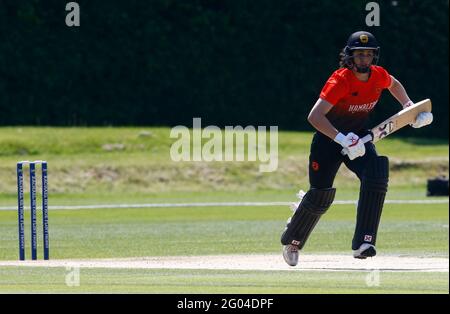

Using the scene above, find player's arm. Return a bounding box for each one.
[387,75,433,128]
[307,98,339,139]
[387,75,412,108]
[308,98,365,160]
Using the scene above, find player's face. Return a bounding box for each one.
[352,49,374,67]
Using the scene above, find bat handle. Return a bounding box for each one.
[340,134,373,156]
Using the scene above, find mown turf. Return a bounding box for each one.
[0,127,447,293]
[0,203,447,260]
[0,267,447,294]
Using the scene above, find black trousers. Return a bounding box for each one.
[308,132,378,188]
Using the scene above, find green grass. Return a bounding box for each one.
[0,267,447,293]
[0,203,447,260]
[1,127,447,159]
[0,127,447,293]
[0,127,447,196]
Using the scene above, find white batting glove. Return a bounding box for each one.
[411,112,433,128]
[334,132,366,160]
[403,100,433,128]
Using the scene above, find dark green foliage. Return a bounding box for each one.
[0,0,447,138]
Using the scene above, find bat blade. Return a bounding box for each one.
[370,99,432,143]
[341,99,432,156]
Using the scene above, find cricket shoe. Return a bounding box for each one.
[284,189,305,227]
[282,244,299,266]
[289,189,306,212]
[353,243,376,259]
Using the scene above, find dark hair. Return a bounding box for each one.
[339,49,350,68]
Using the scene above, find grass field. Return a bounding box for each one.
[0,267,447,294]
[0,127,448,294]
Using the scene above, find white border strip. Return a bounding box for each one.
[0,199,447,210]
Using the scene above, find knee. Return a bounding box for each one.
[302,187,336,214]
[362,156,389,192]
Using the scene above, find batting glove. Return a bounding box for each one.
[411,112,433,128]
[334,132,366,160]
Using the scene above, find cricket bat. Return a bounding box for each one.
[341,99,432,156]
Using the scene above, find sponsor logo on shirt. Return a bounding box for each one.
[348,101,377,113]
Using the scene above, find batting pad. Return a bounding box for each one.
[281,188,336,249]
[352,156,389,250]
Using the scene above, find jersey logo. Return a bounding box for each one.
[348,101,377,113]
[352,91,359,96]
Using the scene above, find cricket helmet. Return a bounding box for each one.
[343,31,380,71]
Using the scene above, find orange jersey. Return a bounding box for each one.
[320,65,392,132]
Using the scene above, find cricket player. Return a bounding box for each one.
[281,31,433,266]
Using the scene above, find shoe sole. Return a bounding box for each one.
[354,247,377,259]
[282,252,298,266]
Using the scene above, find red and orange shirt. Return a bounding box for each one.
[319,65,392,132]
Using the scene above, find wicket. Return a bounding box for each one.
[17,161,49,261]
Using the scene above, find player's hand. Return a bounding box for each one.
[334,132,366,160]
[411,112,433,128]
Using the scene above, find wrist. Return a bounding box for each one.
[403,100,414,108]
